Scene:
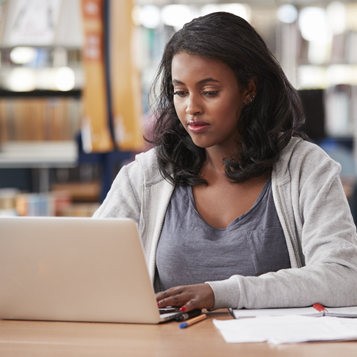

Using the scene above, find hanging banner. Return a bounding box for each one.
[109,0,144,151]
[81,0,113,153]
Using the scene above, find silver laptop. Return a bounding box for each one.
[0,216,180,324]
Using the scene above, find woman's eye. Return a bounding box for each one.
[202,91,219,97]
[173,91,187,97]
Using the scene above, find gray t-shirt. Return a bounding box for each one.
[155,176,291,291]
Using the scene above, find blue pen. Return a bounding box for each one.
[179,314,207,328]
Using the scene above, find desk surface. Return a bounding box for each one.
[1,311,357,357]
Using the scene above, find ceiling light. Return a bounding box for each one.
[7,68,36,92]
[140,5,161,29]
[55,67,75,91]
[277,4,298,24]
[299,7,332,44]
[161,5,192,30]
[10,47,37,64]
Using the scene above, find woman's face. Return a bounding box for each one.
[171,52,254,151]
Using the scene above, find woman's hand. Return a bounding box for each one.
[156,283,214,312]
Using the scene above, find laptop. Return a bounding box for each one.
[0,216,181,324]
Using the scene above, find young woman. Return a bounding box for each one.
[93,12,357,312]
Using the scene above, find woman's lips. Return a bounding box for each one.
[187,121,211,133]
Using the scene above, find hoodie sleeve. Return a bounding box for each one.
[92,160,143,225]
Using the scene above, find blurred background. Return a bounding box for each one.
[0,0,356,219]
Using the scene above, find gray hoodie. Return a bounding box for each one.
[93,137,357,309]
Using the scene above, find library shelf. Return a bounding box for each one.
[0,141,77,169]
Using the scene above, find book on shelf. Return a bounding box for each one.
[0,99,7,143]
[0,189,98,218]
[229,304,357,319]
[0,97,81,142]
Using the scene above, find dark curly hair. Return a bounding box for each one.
[148,11,306,186]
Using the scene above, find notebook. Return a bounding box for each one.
[0,216,180,324]
[229,303,357,319]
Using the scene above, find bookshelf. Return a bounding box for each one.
[0,0,94,216]
[0,87,82,196]
[0,141,77,168]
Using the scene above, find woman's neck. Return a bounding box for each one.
[203,145,238,177]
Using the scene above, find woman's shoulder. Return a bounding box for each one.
[275,137,341,180]
[127,147,166,186]
[282,137,333,161]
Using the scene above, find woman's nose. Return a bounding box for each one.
[185,95,203,115]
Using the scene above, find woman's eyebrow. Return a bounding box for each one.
[172,78,220,85]
[197,78,220,84]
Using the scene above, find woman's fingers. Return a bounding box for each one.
[156,286,186,308]
[181,298,199,312]
[156,283,214,312]
[156,286,182,301]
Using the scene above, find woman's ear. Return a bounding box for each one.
[243,78,257,105]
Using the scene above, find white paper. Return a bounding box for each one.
[213,316,357,344]
[340,319,357,333]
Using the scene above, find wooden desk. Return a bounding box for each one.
[1,311,357,357]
